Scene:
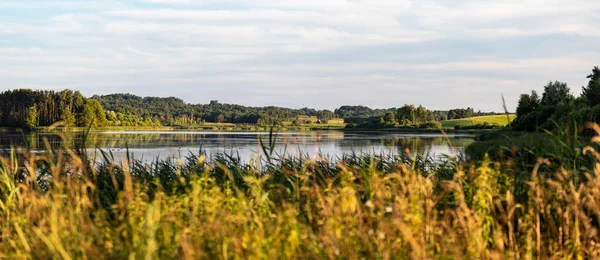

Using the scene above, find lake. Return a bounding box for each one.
[0,131,475,162]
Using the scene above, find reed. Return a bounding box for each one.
[2,125,600,258]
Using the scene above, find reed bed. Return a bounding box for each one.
[2,125,600,259]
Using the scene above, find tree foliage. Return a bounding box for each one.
[447,108,474,120]
[541,81,572,105]
[61,107,76,127]
[396,104,434,125]
[513,68,600,132]
[1,89,502,130]
[0,89,156,128]
[80,100,107,127]
[582,66,600,106]
[25,105,38,129]
[0,89,86,128]
[94,94,340,126]
[383,112,396,124]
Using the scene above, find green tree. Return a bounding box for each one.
[397,105,415,124]
[80,102,95,127]
[92,100,108,126]
[541,81,571,105]
[106,111,117,122]
[79,100,107,127]
[61,107,76,127]
[582,66,600,105]
[447,108,474,119]
[26,105,38,129]
[383,112,396,124]
[515,90,540,117]
[415,105,429,124]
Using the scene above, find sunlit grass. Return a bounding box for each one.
[442,114,516,128]
[1,123,600,258]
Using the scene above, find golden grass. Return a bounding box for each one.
[1,125,600,258]
[442,114,516,128]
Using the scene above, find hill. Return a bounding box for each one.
[441,114,516,128]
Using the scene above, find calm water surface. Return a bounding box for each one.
[0,131,475,162]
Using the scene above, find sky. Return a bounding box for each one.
[0,0,599,111]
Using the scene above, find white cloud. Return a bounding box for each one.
[0,0,598,111]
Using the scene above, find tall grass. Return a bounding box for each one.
[2,125,600,258]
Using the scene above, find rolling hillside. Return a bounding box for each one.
[441,114,516,128]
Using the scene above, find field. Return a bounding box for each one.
[441,114,516,128]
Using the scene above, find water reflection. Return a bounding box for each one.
[0,131,475,162]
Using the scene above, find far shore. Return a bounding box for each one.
[0,125,494,135]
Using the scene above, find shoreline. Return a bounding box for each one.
[0,125,497,135]
[338,127,495,135]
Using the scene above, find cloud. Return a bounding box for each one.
[0,0,599,111]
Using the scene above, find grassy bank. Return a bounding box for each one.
[441,114,516,128]
[2,126,600,258]
[345,115,515,132]
[341,126,492,134]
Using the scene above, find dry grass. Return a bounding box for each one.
[1,124,600,259]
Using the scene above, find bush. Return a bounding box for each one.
[418,121,442,129]
[455,122,500,130]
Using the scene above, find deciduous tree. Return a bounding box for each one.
[541,81,571,105]
[26,105,38,129]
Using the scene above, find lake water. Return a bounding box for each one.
[0,131,475,162]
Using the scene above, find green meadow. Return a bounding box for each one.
[441,114,516,128]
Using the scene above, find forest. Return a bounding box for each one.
[0,89,160,129]
[0,90,493,129]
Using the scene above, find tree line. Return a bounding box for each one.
[93,94,492,127]
[0,89,102,128]
[0,89,494,129]
[0,89,159,129]
[92,95,340,126]
[512,66,600,132]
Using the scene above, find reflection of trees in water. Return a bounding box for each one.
[381,136,475,153]
[385,137,431,151]
[380,137,439,153]
[1,132,347,149]
[1,133,166,149]
[87,133,219,148]
[0,133,63,149]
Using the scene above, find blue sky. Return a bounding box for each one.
[0,0,599,111]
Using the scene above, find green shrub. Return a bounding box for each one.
[418,121,442,129]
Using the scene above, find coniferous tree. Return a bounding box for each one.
[582,66,600,105]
